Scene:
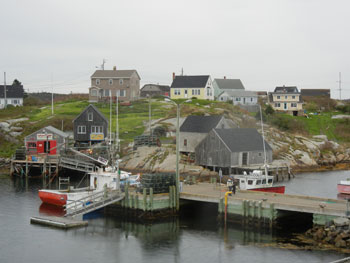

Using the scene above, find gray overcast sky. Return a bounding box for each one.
[1,0,349,98]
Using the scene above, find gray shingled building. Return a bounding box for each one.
[179,115,236,154]
[195,128,273,172]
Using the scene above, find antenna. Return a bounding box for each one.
[337,72,342,100]
[181,67,184,76]
[96,59,107,70]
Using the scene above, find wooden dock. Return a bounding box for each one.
[30,216,88,229]
[180,183,350,225]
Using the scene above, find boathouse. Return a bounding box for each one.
[73,104,108,146]
[179,115,236,154]
[195,128,273,173]
[24,126,69,155]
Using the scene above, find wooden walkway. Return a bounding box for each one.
[181,183,350,219]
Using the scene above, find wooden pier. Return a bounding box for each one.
[180,183,350,225]
[30,216,88,229]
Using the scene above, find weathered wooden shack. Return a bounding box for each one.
[73,104,108,145]
[179,115,236,154]
[24,126,68,155]
[195,128,273,172]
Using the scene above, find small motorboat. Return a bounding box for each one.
[38,168,140,207]
[235,170,285,194]
[337,178,350,195]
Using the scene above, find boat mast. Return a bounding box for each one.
[259,105,268,178]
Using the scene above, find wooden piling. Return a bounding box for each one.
[143,188,147,211]
[150,188,153,212]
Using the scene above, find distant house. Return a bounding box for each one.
[268,86,303,116]
[89,67,141,102]
[140,84,170,98]
[212,78,245,99]
[24,126,68,155]
[179,115,236,154]
[217,90,258,105]
[195,128,273,172]
[301,89,331,99]
[73,104,108,145]
[170,75,214,100]
[0,82,24,109]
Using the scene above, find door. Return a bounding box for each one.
[37,141,44,154]
[184,89,188,98]
[49,140,57,155]
[284,103,287,110]
[242,152,248,165]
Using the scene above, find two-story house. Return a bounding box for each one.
[268,86,303,116]
[170,75,214,100]
[89,67,141,102]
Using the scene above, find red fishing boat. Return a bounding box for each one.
[337,179,350,195]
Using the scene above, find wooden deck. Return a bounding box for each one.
[30,216,88,229]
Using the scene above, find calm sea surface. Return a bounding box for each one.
[0,170,349,263]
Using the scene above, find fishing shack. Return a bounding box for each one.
[24,125,69,156]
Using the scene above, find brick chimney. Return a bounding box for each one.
[113,66,117,71]
[224,76,226,79]
[172,72,175,81]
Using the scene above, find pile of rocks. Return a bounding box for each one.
[305,217,350,248]
[0,157,10,168]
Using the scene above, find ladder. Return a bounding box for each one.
[64,189,124,217]
[59,157,96,173]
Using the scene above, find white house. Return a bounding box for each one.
[0,83,24,109]
[218,90,258,105]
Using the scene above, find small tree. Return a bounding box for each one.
[265,104,275,115]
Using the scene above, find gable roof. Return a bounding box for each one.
[25,125,69,139]
[214,128,272,152]
[0,85,24,98]
[214,79,245,90]
[218,90,257,98]
[72,104,108,123]
[171,75,210,88]
[274,86,299,93]
[141,84,170,92]
[91,70,140,80]
[180,115,223,133]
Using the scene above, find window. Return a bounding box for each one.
[109,79,113,85]
[192,89,200,96]
[27,142,36,149]
[207,87,212,96]
[119,90,126,97]
[174,89,181,95]
[268,179,273,184]
[12,99,19,105]
[277,95,280,99]
[275,103,280,107]
[184,139,187,146]
[256,180,261,185]
[248,180,253,185]
[78,126,86,134]
[119,79,123,85]
[236,97,241,101]
[91,89,97,96]
[96,79,100,85]
[250,98,253,102]
[262,179,266,184]
[88,112,93,121]
[292,95,296,99]
[104,89,110,97]
[291,103,297,107]
[258,152,262,157]
[91,126,103,133]
[285,96,288,99]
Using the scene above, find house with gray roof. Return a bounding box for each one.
[140,84,170,98]
[213,78,245,99]
[89,67,141,102]
[0,82,24,109]
[179,115,236,154]
[268,85,303,116]
[195,128,273,172]
[217,90,258,105]
[170,75,214,100]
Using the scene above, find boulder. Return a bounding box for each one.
[6,118,29,124]
[10,126,23,132]
[9,131,22,137]
[0,122,10,132]
[313,135,328,141]
[333,217,350,227]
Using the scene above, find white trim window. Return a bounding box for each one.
[174,89,181,95]
[275,103,281,107]
[96,79,100,85]
[104,89,110,97]
[277,95,280,99]
[91,89,98,96]
[120,90,126,97]
[91,126,103,133]
[109,79,113,85]
[119,79,123,85]
[78,126,86,134]
[88,112,93,121]
[291,103,297,107]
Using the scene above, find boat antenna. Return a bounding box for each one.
[259,105,268,177]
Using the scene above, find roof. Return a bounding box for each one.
[218,90,257,98]
[72,104,108,123]
[214,128,272,152]
[141,84,170,92]
[180,115,223,133]
[301,89,330,97]
[274,86,299,94]
[25,125,69,139]
[0,85,24,98]
[214,79,245,90]
[91,70,140,79]
[171,75,210,88]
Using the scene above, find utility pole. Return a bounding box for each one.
[337,72,342,100]
[4,72,7,109]
[51,74,54,115]
[148,95,152,135]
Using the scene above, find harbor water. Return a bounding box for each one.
[0,170,349,263]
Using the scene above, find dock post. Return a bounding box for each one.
[172,185,176,210]
[143,188,147,211]
[169,186,173,210]
[10,161,14,176]
[150,188,153,212]
[269,203,275,228]
[219,197,224,214]
[253,201,257,219]
[258,201,262,220]
[125,183,129,209]
[25,161,29,177]
[135,194,139,210]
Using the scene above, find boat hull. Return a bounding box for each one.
[337,184,350,195]
[38,190,67,207]
[249,186,285,194]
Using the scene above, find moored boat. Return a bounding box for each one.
[337,178,350,195]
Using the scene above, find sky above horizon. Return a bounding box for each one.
[1,0,349,99]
